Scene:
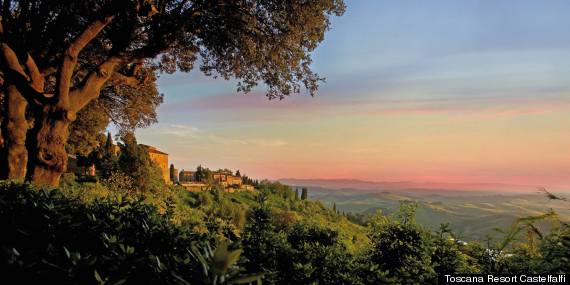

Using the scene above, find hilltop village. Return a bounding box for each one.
[68,133,255,192]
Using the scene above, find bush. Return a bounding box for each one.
[5,177,568,284]
[537,225,570,274]
[241,206,364,284]
[431,223,476,275]
[366,205,436,284]
[0,182,258,284]
[241,206,292,283]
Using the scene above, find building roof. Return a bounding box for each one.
[140,144,168,155]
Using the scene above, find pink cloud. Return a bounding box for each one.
[160,89,570,124]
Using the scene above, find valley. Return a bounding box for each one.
[281,179,570,241]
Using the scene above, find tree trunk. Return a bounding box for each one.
[0,85,28,181]
[27,106,75,186]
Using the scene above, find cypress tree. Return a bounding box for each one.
[104,132,114,155]
[301,188,308,200]
[295,189,300,200]
[170,164,178,183]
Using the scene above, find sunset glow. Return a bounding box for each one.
[137,0,570,189]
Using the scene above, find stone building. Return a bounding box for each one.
[179,170,195,183]
[226,175,243,186]
[141,145,170,183]
[212,170,242,187]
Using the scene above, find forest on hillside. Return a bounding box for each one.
[1,163,569,284]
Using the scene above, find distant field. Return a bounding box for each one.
[285,182,570,241]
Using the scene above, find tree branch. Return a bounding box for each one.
[0,43,51,104]
[0,8,49,103]
[56,15,115,108]
[24,53,44,92]
[69,54,126,111]
[70,41,169,112]
[108,72,142,88]
[0,43,27,78]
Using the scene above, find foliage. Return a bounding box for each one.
[98,76,163,133]
[86,132,120,179]
[67,103,109,156]
[0,181,261,284]
[2,178,570,284]
[102,171,138,195]
[431,223,476,275]
[0,0,346,185]
[366,206,436,284]
[170,164,178,183]
[301,187,308,200]
[194,165,211,183]
[241,206,291,283]
[241,175,259,187]
[117,133,166,193]
[67,80,163,157]
[189,240,263,285]
[537,225,570,274]
[241,206,361,284]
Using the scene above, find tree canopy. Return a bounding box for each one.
[0,0,345,185]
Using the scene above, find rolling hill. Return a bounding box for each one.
[279,179,570,241]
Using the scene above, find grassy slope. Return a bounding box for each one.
[310,188,570,241]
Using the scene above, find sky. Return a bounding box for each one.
[136,0,570,189]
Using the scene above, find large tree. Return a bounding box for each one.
[0,0,345,185]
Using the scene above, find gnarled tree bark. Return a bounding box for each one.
[0,84,28,180]
[0,39,45,181]
[27,56,125,185]
[26,106,75,185]
[24,15,116,185]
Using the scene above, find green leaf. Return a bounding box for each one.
[94,270,105,284]
[212,240,230,273]
[226,249,243,269]
[111,278,127,285]
[63,246,71,259]
[170,272,191,285]
[229,274,264,284]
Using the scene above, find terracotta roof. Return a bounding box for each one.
[140,144,168,155]
[148,148,168,155]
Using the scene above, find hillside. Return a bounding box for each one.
[287,183,570,241]
[3,179,570,284]
[278,178,558,193]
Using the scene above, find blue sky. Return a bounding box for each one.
[137,0,570,188]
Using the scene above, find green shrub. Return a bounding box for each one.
[536,225,570,274]
[0,182,257,284]
[431,223,477,275]
[366,205,436,284]
[4,177,568,284]
[241,206,292,284]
